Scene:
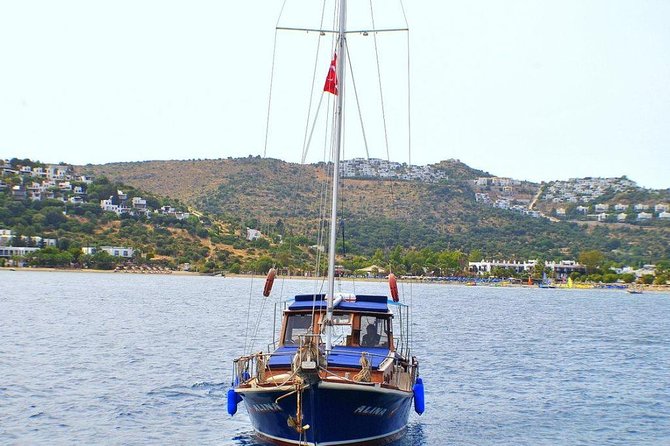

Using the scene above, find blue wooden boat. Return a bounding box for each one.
[231,293,420,444]
[228,1,422,442]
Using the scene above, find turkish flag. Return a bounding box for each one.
[323,53,338,95]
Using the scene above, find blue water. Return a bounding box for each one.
[1,271,669,445]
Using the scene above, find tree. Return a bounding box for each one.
[468,249,483,262]
[578,250,605,274]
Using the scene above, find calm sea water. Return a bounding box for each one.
[1,271,669,445]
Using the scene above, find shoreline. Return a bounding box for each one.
[2,267,669,292]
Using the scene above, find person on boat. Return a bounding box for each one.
[361,323,380,347]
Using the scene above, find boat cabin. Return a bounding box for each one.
[266,294,398,372]
[280,294,394,350]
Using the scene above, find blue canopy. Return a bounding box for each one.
[267,345,389,369]
[288,294,389,313]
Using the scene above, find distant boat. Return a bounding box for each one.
[538,272,556,288]
[627,285,643,294]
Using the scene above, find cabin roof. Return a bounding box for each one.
[288,294,389,313]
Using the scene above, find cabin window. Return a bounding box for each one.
[359,315,389,348]
[283,313,313,344]
[327,313,352,346]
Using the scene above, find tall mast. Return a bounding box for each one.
[325,0,347,354]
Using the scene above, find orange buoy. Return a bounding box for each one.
[389,273,399,302]
[263,268,276,297]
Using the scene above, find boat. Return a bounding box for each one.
[228,1,422,444]
[627,285,643,294]
[538,272,556,289]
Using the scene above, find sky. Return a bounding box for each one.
[1,0,668,189]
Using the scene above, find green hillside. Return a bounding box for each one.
[79,157,670,265]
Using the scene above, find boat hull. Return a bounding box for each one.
[238,381,413,445]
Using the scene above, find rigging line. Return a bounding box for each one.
[243,274,256,355]
[368,0,391,162]
[369,0,399,255]
[250,277,272,353]
[405,24,412,168]
[344,42,371,160]
[300,0,328,162]
[399,0,414,321]
[262,0,288,158]
[301,94,326,164]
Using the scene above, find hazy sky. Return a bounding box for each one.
[1,0,668,189]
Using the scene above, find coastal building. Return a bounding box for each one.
[576,206,589,214]
[637,212,652,220]
[46,164,71,180]
[469,259,536,275]
[100,197,119,214]
[82,246,134,258]
[469,259,586,279]
[158,206,191,220]
[634,203,649,211]
[597,212,608,222]
[11,185,26,200]
[659,211,670,220]
[655,204,669,213]
[594,204,609,212]
[132,197,147,209]
[246,228,262,241]
[633,264,656,278]
[0,229,12,246]
[617,213,627,221]
[545,260,587,279]
[614,203,628,211]
[0,246,40,258]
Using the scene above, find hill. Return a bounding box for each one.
[79,157,670,264]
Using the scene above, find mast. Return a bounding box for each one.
[325,0,347,354]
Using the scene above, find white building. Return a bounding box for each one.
[637,212,652,220]
[594,204,609,212]
[0,246,40,258]
[82,246,134,258]
[246,228,262,241]
[614,203,628,211]
[617,213,627,221]
[100,198,119,214]
[659,211,670,220]
[132,197,147,209]
[655,204,669,212]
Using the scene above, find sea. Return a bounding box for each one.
[1,270,669,445]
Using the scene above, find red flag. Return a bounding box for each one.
[323,53,338,95]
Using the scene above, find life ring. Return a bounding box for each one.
[263,268,276,297]
[388,273,399,302]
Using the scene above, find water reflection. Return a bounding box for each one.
[231,422,426,446]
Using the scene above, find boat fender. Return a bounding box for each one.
[227,388,240,415]
[233,371,251,387]
[263,268,276,297]
[413,377,425,415]
[389,273,399,302]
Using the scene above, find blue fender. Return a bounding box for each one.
[227,388,239,415]
[413,377,425,415]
